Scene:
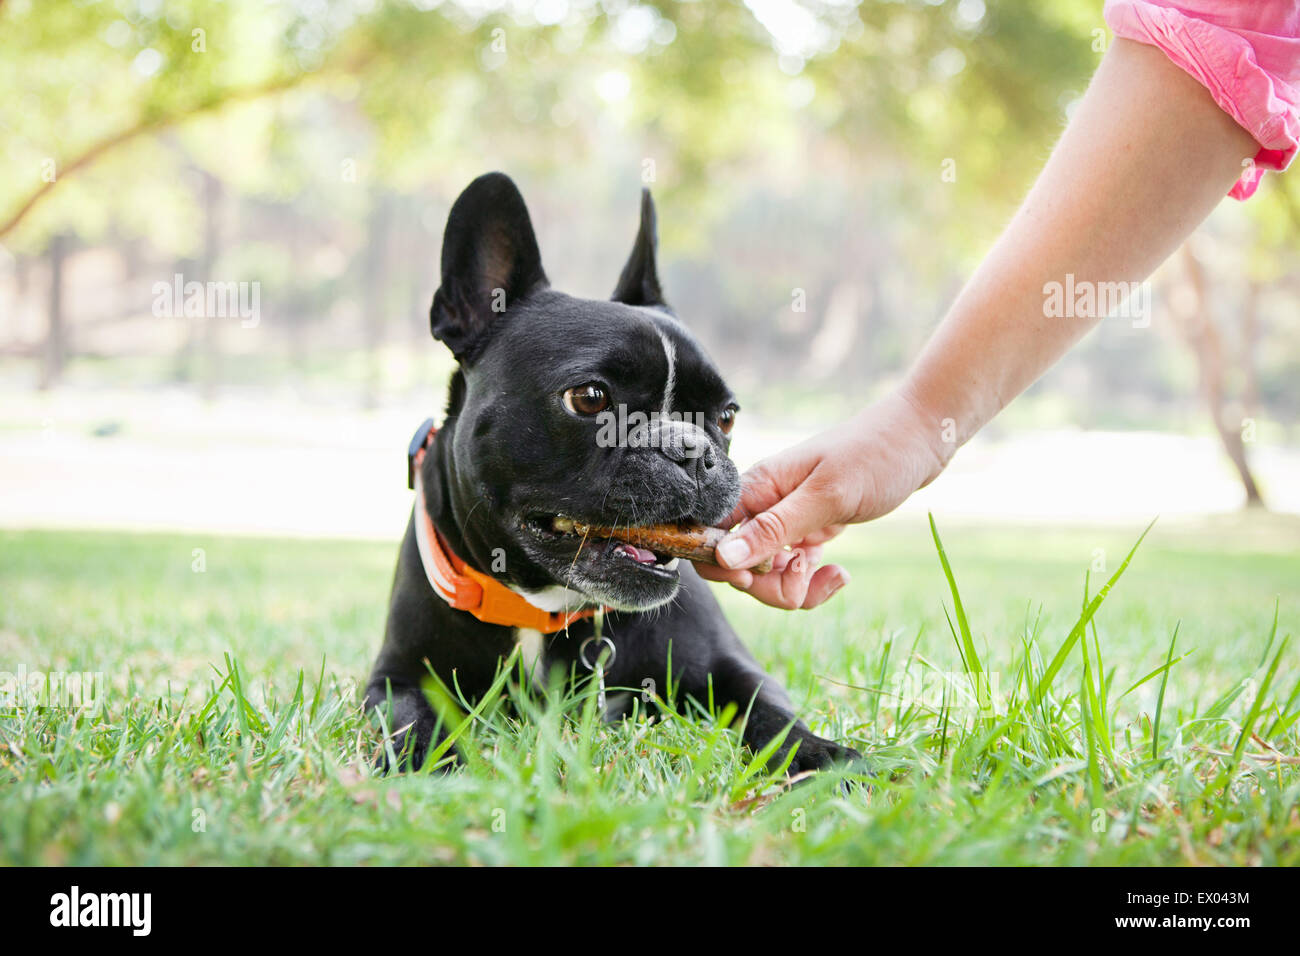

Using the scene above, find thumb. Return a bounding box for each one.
[715,483,827,570]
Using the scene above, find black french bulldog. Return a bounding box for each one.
[364,172,858,775]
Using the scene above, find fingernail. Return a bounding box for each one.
[716,537,751,568]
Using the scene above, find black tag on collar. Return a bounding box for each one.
[407,417,437,490]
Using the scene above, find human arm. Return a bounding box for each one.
[698,36,1260,609]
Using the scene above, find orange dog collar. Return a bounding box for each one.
[407,419,600,633]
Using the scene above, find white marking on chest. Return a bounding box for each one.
[514,627,546,684]
[512,584,587,613]
[658,329,676,415]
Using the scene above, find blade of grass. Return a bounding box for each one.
[1151,622,1179,761]
[1033,518,1156,705]
[929,514,982,687]
[1230,632,1287,770]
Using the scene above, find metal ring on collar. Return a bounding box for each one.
[579,635,616,671]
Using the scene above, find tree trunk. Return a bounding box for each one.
[1240,277,1261,417]
[39,233,68,390]
[171,255,199,383]
[171,172,225,395]
[15,252,29,298]
[362,190,392,410]
[804,278,860,380]
[286,212,307,375]
[1176,244,1265,508]
[198,170,223,402]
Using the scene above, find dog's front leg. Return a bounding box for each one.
[702,653,861,775]
[364,518,459,772]
[364,678,447,772]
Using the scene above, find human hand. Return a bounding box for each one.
[694,387,947,609]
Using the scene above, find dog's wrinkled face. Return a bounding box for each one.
[429,173,741,611]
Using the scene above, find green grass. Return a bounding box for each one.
[1,514,1298,865]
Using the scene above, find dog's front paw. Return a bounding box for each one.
[365,681,456,774]
[376,733,462,774]
[786,735,862,776]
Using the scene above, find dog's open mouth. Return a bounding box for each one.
[523,513,683,573]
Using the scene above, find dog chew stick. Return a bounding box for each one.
[553,517,774,574]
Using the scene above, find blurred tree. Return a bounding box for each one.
[1175,242,1264,507]
[1,0,1296,507]
[38,232,68,389]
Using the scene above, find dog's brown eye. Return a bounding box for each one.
[563,383,610,416]
[718,405,738,435]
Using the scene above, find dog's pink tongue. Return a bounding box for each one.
[616,543,657,564]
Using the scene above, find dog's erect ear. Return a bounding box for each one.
[431,172,548,362]
[611,188,667,309]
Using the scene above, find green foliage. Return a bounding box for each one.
[0,0,1129,252]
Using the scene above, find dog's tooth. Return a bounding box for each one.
[661,557,680,571]
[552,516,575,533]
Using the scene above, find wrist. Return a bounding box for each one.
[890,379,957,483]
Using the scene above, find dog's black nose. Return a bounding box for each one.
[658,425,716,480]
[695,443,717,472]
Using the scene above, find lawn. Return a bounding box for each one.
[1,513,1297,865]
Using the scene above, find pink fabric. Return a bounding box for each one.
[1104,0,1300,199]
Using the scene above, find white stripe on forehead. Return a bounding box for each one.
[658,329,676,415]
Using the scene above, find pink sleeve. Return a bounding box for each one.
[1104,0,1300,199]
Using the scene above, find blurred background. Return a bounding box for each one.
[3,0,1299,539]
